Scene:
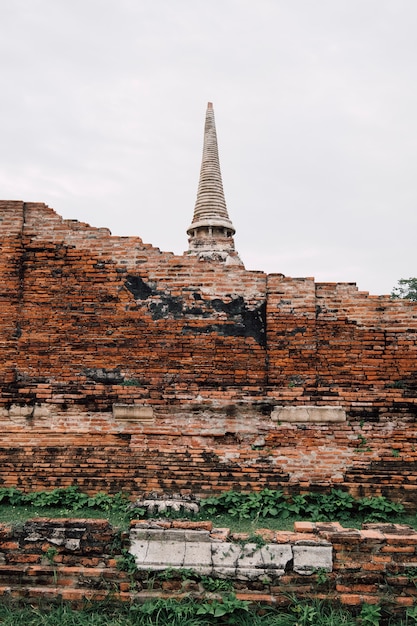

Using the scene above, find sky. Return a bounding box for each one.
[1,0,416,296]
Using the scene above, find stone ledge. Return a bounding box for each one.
[271,405,346,423]
[112,404,154,422]
[128,524,332,581]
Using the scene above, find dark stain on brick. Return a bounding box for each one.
[182,300,266,346]
[83,368,124,385]
[124,276,266,345]
[125,275,154,300]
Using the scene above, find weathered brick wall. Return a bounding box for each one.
[6,201,267,402]
[0,404,416,507]
[0,200,416,501]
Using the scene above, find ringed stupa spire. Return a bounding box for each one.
[187,103,243,265]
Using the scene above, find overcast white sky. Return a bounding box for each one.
[1,0,416,295]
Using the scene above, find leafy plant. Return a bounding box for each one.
[391,277,417,301]
[406,605,417,624]
[121,378,142,386]
[0,487,26,506]
[300,490,356,521]
[356,433,371,452]
[195,593,249,618]
[313,567,329,587]
[116,549,137,576]
[199,488,406,525]
[157,567,195,581]
[359,603,381,626]
[358,496,404,522]
[290,601,318,625]
[200,575,234,592]
[44,547,58,565]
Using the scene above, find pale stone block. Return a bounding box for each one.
[64,538,81,551]
[213,566,237,579]
[33,405,51,418]
[184,530,211,542]
[130,529,150,541]
[8,405,33,418]
[144,540,185,567]
[293,545,333,574]
[259,544,292,571]
[164,530,189,541]
[236,543,263,569]
[183,542,212,569]
[129,539,148,565]
[235,567,265,581]
[271,405,346,423]
[211,543,241,568]
[112,404,154,422]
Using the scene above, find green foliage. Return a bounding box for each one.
[406,605,417,624]
[121,378,142,386]
[0,485,409,536]
[240,533,267,549]
[0,486,129,514]
[156,567,195,581]
[87,490,129,512]
[356,433,370,451]
[0,487,27,506]
[296,490,356,522]
[195,593,249,618]
[116,549,137,576]
[200,575,234,592]
[359,603,381,626]
[201,488,287,520]
[201,488,387,523]
[130,597,203,623]
[0,598,414,625]
[290,601,318,625]
[358,496,404,522]
[44,547,58,564]
[313,567,329,587]
[404,566,417,586]
[391,277,417,301]
[24,485,89,509]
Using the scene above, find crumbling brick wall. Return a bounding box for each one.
[0,200,416,501]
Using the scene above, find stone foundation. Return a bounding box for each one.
[0,518,415,609]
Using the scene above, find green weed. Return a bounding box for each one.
[359,603,381,626]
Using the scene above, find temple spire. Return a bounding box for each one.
[187,103,242,265]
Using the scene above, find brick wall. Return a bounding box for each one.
[0,200,416,502]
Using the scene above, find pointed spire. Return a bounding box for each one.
[187,103,242,264]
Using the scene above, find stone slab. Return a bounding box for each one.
[211,543,241,568]
[112,404,154,421]
[236,543,264,569]
[293,545,333,574]
[144,541,185,567]
[130,539,148,564]
[259,544,292,571]
[271,405,346,423]
[184,542,212,569]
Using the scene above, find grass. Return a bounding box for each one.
[0,505,416,535]
[0,598,414,625]
[207,512,417,533]
[0,504,129,527]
